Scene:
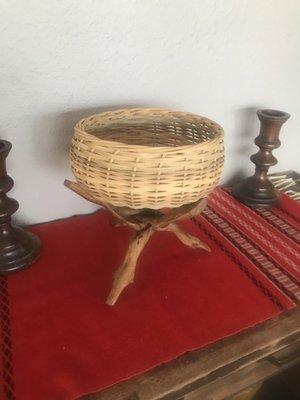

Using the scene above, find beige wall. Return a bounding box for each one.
[1,0,299,223]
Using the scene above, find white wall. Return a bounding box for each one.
[1,0,299,224]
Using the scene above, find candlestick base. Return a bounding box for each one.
[0,227,41,274]
[232,177,279,208]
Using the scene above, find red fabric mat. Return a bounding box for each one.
[0,188,299,400]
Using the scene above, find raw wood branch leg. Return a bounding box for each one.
[106,227,153,306]
[64,180,141,229]
[160,223,211,252]
[163,198,207,225]
[109,216,126,228]
[64,181,211,305]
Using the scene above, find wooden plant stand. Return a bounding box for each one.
[65,180,210,306]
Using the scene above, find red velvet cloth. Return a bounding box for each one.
[0,188,299,400]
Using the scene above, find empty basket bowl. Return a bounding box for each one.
[70,108,224,209]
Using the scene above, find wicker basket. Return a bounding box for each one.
[70,108,224,209]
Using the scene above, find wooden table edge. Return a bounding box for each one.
[81,307,300,400]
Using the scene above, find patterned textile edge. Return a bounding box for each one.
[203,206,299,304]
[204,189,300,304]
[192,217,285,311]
[213,189,300,278]
[275,205,300,224]
[254,207,300,245]
[0,277,15,400]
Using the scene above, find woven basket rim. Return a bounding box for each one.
[74,108,224,151]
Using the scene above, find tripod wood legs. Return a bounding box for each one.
[64,180,210,306]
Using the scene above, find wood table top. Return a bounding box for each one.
[82,307,300,400]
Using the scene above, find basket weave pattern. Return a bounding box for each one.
[70,108,224,209]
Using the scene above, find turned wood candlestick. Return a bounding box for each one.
[232,109,290,208]
[0,140,41,274]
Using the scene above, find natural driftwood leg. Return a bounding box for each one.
[64,180,141,229]
[64,182,212,305]
[160,223,211,252]
[106,227,153,306]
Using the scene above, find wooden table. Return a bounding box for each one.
[82,307,300,400]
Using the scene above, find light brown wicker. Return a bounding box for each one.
[70,108,224,210]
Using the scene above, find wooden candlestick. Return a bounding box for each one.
[0,140,41,274]
[232,109,290,208]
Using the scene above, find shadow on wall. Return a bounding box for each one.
[33,103,151,173]
[225,106,261,186]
